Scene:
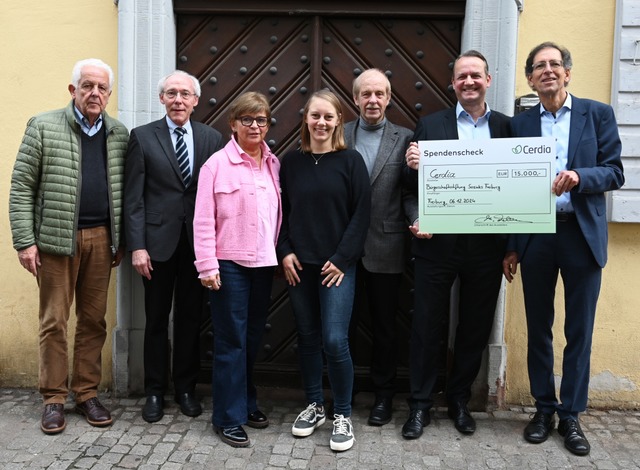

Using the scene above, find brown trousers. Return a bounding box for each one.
[37,226,113,404]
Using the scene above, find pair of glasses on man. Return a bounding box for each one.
[163,90,194,99]
[238,116,269,127]
[531,60,564,72]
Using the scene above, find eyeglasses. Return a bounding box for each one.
[238,116,269,127]
[532,60,564,72]
[163,90,195,99]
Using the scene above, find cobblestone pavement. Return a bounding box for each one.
[1,386,639,469]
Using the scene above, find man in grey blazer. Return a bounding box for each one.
[345,68,417,426]
[124,70,224,423]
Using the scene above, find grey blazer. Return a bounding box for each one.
[345,119,417,273]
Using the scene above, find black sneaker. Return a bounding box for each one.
[330,414,355,452]
[291,403,326,437]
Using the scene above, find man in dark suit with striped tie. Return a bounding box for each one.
[124,70,224,423]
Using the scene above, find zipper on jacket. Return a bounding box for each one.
[70,128,81,257]
[105,123,118,258]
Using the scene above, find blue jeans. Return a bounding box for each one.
[288,263,356,416]
[210,260,275,428]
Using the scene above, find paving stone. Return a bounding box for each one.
[0,387,638,469]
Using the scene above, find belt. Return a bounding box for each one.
[556,212,576,222]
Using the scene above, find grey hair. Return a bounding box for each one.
[157,70,202,97]
[71,58,114,89]
[352,68,391,97]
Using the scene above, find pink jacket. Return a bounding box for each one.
[193,137,281,277]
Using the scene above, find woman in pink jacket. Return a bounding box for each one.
[193,92,281,448]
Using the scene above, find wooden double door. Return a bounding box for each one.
[175,1,463,391]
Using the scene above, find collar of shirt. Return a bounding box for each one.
[539,92,572,117]
[74,106,103,136]
[166,116,193,136]
[231,135,265,163]
[456,102,491,141]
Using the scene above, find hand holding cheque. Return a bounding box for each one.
[410,137,557,234]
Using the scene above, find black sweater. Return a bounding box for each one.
[277,148,371,272]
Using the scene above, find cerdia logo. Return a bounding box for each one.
[512,144,552,154]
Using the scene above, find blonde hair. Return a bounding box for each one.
[300,90,346,152]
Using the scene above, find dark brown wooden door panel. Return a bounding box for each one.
[177,15,314,148]
[181,11,462,391]
[321,17,459,121]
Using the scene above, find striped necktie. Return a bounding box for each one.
[174,127,191,186]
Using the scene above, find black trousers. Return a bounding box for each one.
[354,262,403,399]
[408,235,504,410]
[142,225,204,396]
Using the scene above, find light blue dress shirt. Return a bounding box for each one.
[74,106,103,136]
[456,101,492,141]
[540,93,573,213]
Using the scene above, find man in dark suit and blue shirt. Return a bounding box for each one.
[402,50,512,439]
[124,70,224,423]
[503,42,624,456]
[344,69,417,426]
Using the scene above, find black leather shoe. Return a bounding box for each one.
[558,418,590,456]
[215,425,250,447]
[401,409,430,439]
[368,397,392,426]
[447,402,476,434]
[142,395,164,423]
[247,409,269,429]
[524,411,555,444]
[174,392,202,417]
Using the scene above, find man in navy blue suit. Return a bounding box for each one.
[402,50,512,439]
[503,42,624,456]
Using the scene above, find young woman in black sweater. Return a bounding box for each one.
[277,90,371,452]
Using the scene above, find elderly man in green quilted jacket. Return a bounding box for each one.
[9,58,129,435]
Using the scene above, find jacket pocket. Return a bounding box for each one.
[214,182,245,219]
[146,211,163,226]
[383,220,406,233]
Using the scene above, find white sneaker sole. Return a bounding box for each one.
[292,416,326,437]
[330,437,354,452]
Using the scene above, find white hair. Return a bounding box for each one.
[71,58,114,89]
[157,70,201,97]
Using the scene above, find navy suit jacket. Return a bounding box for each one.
[124,117,224,262]
[510,95,624,268]
[404,106,513,260]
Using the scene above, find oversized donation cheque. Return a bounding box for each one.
[418,137,556,234]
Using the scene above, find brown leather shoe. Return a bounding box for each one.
[75,397,113,427]
[41,403,66,434]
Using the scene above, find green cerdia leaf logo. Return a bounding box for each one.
[512,145,523,154]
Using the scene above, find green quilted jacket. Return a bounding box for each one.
[9,101,129,257]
